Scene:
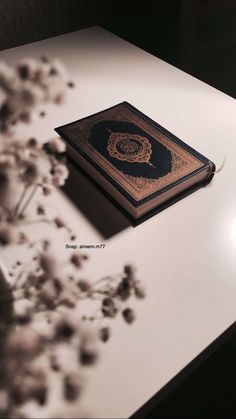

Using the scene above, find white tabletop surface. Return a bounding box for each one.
[1,26,236,418]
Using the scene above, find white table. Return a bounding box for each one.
[1,26,236,418]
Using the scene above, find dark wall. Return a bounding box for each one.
[0,0,107,50]
[103,0,181,67]
[102,0,236,97]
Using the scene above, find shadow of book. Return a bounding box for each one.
[62,158,131,239]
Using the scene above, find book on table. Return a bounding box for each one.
[55,102,215,224]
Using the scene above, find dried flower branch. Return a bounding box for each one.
[0,57,74,132]
[1,254,145,418]
[0,135,73,246]
[0,56,146,419]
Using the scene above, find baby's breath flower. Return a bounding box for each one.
[116,276,133,301]
[11,370,47,406]
[0,154,15,170]
[102,297,118,318]
[53,91,65,104]
[36,203,45,215]
[49,353,61,372]
[0,57,72,131]
[6,328,42,358]
[122,308,135,324]
[27,137,38,148]
[20,81,44,106]
[39,252,58,276]
[19,110,31,123]
[51,163,69,186]
[39,281,58,308]
[47,137,66,154]
[63,373,81,402]
[18,231,29,244]
[99,327,110,343]
[124,264,135,276]
[134,281,146,299]
[70,253,82,268]
[13,299,33,325]
[54,319,75,342]
[79,336,98,366]
[42,184,52,196]
[0,61,19,92]
[42,239,50,251]
[0,86,7,106]
[20,161,39,185]
[0,224,17,246]
[50,59,67,80]
[54,216,66,228]
[67,81,75,88]
[77,279,91,292]
[17,58,40,81]
[59,291,76,309]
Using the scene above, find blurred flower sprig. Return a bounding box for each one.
[0,255,145,418]
[0,55,146,419]
[0,56,74,132]
[0,135,72,247]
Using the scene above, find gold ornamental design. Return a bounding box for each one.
[66,105,204,201]
[107,130,155,168]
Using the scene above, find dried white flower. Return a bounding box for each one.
[20,80,45,106]
[122,308,135,324]
[63,372,81,401]
[39,281,58,308]
[42,184,52,196]
[79,332,99,366]
[0,154,16,172]
[13,299,33,319]
[49,59,67,80]
[0,57,70,131]
[0,61,19,92]
[0,224,17,246]
[20,161,39,185]
[6,327,42,358]
[39,252,59,276]
[47,137,66,154]
[134,281,146,299]
[52,163,69,186]
[17,58,41,81]
[0,86,6,107]
[54,216,66,228]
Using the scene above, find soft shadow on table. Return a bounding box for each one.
[62,159,131,239]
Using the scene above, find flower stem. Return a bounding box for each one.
[11,185,29,220]
[18,184,38,219]
[19,218,52,226]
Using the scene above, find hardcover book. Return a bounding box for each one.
[55,102,215,224]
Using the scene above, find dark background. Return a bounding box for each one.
[1,1,236,417]
[0,0,236,97]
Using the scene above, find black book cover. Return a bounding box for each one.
[55,102,215,224]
